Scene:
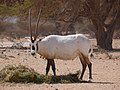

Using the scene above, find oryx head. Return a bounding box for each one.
[29,8,41,56]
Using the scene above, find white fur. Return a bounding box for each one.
[37,34,92,60]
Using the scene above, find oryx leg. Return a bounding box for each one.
[51,60,56,76]
[79,61,87,80]
[88,62,92,80]
[46,59,56,76]
[46,59,51,75]
[84,57,92,81]
[79,54,87,80]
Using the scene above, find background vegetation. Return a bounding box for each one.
[0,0,120,50]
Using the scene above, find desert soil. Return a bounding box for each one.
[0,39,120,90]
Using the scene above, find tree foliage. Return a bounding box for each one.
[0,0,24,6]
[0,0,31,17]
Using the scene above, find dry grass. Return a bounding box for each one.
[0,65,80,84]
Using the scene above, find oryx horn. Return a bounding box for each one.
[29,8,33,41]
[34,9,42,40]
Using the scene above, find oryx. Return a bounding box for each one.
[28,9,93,81]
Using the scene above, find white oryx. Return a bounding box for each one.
[28,9,93,81]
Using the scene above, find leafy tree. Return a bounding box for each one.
[0,0,24,6]
[0,0,32,35]
[0,0,31,17]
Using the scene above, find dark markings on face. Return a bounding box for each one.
[31,40,35,50]
[31,39,34,43]
[31,40,38,51]
[32,45,35,50]
[36,43,38,51]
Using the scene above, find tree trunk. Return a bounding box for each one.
[105,28,114,50]
[95,27,113,50]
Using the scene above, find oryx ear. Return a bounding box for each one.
[38,37,44,41]
[39,39,42,41]
[35,38,42,42]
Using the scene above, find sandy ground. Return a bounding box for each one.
[0,39,120,90]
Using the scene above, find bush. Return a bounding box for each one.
[0,65,80,84]
[0,65,45,83]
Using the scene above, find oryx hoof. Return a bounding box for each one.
[88,78,93,82]
[78,78,84,82]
